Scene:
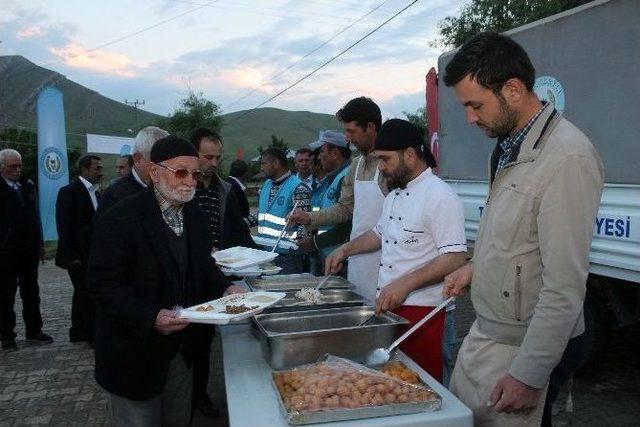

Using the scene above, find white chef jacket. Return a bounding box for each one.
[373,168,466,307]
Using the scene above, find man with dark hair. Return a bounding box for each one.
[290,96,387,302]
[97,127,169,217]
[441,32,603,425]
[326,119,467,382]
[257,147,311,274]
[225,159,251,221]
[88,136,244,426]
[294,147,313,189]
[115,155,134,178]
[190,128,255,417]
[298,131,352,275]
[56,154,104,345]
[0,149,53,351]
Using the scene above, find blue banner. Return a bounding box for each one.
[37,86,69,241]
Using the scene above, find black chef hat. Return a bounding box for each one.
[374,118,423,151]
[150,135,198,163]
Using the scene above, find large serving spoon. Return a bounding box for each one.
[314,272,335,291]
[270,201,300,253]
[365,296,454,366]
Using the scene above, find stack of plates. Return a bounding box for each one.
[213,246,282,277]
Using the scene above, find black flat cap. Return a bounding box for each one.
[150,135,198,163]
[374,118,423,151]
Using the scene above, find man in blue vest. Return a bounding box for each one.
[298,131,352,275]
[257,147,311,274]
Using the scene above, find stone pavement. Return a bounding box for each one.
[1,262,639,426]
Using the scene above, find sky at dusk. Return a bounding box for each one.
[0,0,466,119]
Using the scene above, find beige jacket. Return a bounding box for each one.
[308,151,389,228]
[471,103,604,388]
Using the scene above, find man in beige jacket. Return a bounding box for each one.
[442,32,604,425]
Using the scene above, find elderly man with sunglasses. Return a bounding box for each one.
[88,135,244,426]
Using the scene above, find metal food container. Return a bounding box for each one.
[271,355,442,425]
[246,273,350,292]
[262,289,366,314]
[252,306,409,369]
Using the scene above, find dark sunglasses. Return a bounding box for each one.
[154,162,202,181]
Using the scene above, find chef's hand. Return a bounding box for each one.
[296,237,315,253]
[289,208,311,226]
[489,374,542,414]
[224,285,246,296]
[325,245,347,275]
[443,262,473,298]
[155,309,189,335]
[375,280,409,315]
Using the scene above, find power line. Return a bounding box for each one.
[228,0,423,122]
[225,0,389,110]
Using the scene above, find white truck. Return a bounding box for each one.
[430,0,639,362]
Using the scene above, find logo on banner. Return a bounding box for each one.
[41,147,65,180]
[534,76,565,113]
[120,144,132,155]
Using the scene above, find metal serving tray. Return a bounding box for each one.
[262,289,366,314]
[246,273,350,292]
[252,306,409,369]
[271,356,441,425]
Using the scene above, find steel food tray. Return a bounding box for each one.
[271,356,441,425]
[262,289,366,313]
[247,273,351,292]
[252,306,409,369]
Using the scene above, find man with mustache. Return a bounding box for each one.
[326,119,467,381]
[190,128,255,418]
[442,32,604,425]
[88,135,243,426]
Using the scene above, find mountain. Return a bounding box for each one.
[0,55,341,159]
[0,55,161,149]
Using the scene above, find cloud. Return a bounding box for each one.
[49,43,139,77]
[16,26,45,39]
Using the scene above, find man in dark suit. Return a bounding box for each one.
[97,126,169,216]
[55,154,103,344]
[88,136,244,426]
[225,159,251,221]
[0,149,53,351]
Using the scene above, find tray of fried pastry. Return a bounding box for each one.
[271,355,441,425]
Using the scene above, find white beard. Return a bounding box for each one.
[156,177,195,204]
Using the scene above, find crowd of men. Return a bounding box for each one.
[0,33,604,427]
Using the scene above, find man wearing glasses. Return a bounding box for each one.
[0,149,53,351]
[89,136,244,426]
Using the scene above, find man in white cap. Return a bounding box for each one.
[297,130,352,274]
[326,119,467,382]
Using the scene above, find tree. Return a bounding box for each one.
[435,0,593,48]
[157,91,223,139]
[257,134,289,155]
[403,107,427,141]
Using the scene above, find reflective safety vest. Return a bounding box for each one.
[257,174,301,253]
[311,163,350,257]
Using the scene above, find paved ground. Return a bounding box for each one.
[1,262,639,426]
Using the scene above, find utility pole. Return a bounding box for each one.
[124,98,145,131]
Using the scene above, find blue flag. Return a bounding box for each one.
[37,86,69,241]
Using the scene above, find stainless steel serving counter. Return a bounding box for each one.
[218,323,473,427]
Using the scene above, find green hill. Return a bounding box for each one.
[221,107,340,160]
[0,55,340,176]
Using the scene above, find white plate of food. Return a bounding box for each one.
[220,263,283,277]
[213,246,278,270]
[178,291,286,324]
